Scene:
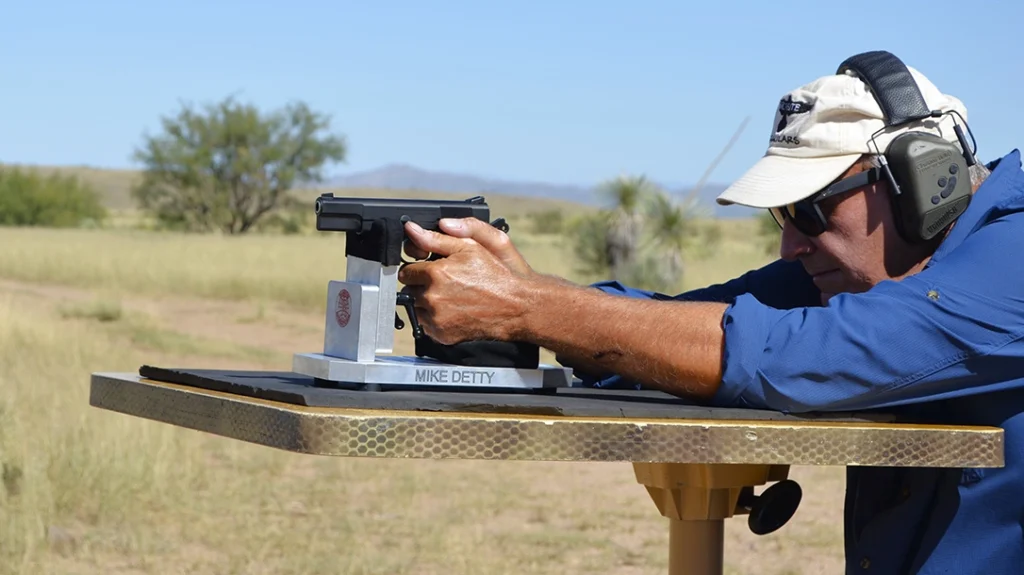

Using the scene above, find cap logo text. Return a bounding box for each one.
[776,95,813,133]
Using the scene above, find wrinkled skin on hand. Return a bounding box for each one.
[398,217,535,345]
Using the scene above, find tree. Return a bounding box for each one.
[131,96,347,234]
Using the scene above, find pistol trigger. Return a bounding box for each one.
[395,312,405,330]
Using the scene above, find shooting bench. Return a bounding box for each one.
[88,194,1006,573]
[89,367,1004,575]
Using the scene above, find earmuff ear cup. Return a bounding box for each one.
[883,132,973,243]
[838,50,977,244]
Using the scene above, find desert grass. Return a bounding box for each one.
[0,218,772,313]
[0,291,207,574]
[0,214,850,575]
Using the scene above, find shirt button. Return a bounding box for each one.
[861,557,871,569]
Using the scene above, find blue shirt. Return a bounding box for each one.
[583,150,1024,574]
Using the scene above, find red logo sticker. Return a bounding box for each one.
[335,289,351,328]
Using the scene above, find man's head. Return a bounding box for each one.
[717,54,980,303]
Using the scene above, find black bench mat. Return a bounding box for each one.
[138,365,893,423]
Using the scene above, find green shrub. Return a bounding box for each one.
[527,209,566,234]
[0,168,108,228]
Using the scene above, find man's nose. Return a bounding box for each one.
[779,219,815,261]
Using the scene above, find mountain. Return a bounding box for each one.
[322,164,760,219]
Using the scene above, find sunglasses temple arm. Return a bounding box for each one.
[876,157,902,196]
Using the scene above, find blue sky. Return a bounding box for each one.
[2,0,1021,188]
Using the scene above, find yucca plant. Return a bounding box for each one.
[571,176,704,293]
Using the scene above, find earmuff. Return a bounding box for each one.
[836,51,978,243]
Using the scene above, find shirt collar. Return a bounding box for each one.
[928,149,1023,265]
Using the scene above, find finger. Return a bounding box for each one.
[403,239,430,261]
[436,218,477,238]
[397,261,434,286]
[439,218,531,272]
[438,217,507,250]
[404,221,470,258]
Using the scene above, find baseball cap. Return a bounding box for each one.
[716,65,969,209]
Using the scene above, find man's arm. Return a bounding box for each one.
[515,276,730,399]
[567,258,820,386]
[587,258,819,308]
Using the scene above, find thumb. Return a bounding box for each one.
[404,221,468,257]
[439,218,531,273]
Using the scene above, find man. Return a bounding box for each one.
[398,53,1024,573]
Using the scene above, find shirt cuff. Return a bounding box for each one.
[589,281,656,299]
[710,292,781,410]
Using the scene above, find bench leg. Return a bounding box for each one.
[632,462,791,575]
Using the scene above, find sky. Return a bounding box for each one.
[2,0,1022,188]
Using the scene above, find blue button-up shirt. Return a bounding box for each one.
[584,150,1024,574]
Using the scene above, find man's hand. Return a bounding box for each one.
[403,217,533,276]
[401,217,608,379]
[398,218,534,345]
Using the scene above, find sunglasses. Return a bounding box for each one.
[769,166,882,236]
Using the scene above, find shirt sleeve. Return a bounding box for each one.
[582,259,819,389]
[713,212,1024,413]
[591,258,820,308]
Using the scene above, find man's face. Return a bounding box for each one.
[779,159,934,304]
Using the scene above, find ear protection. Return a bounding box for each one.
[836,51,978,243]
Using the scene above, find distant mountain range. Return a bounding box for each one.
[321,164,760,219]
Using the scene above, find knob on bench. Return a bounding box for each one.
[737,479,803,535]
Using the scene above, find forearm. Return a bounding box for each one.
[513,275,727,399]
[523,274,619,379]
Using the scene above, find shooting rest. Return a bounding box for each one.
[292,194,574,390]
[89,368,1004,575]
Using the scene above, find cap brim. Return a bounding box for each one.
[716,153,863,209]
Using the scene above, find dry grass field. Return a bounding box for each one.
[0,170,846,574]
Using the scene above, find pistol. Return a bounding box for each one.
[314,194,504,265]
